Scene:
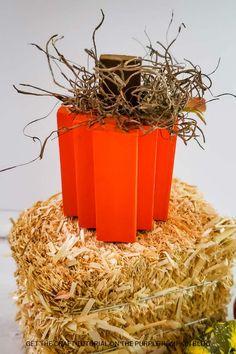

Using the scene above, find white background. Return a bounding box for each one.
[0,0,236,217]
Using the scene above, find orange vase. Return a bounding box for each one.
[57,106,77,216]
[57,106,177,242]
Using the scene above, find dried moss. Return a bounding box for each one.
[14,12,211,148]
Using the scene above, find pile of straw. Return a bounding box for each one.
[9,179,236,354]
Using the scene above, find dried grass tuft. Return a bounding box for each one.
[14,11,213,149]
[9,179,236,353]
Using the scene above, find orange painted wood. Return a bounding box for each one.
[73,114,96,228]
[154,129,177,221]
[58,104,177,239]
[57,106,77,216]
[93,122,138,242]
[137,129,158,230]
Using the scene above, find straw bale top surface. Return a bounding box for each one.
[9,178,234,311]
[8,178,236,353]
[11,177,219,255]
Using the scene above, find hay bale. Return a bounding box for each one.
[9,179,236,354]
